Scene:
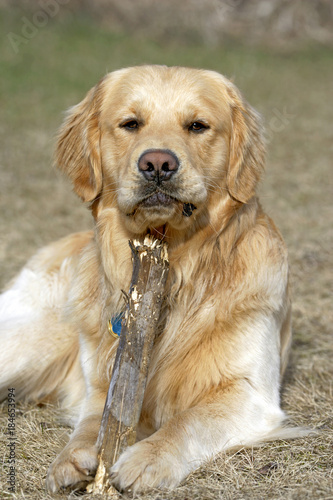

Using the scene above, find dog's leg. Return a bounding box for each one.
[45,389,106,492]
[110,310,289,493]
[45,328,114,493]
[110,379,285,492]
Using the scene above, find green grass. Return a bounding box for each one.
[0,8,332,500]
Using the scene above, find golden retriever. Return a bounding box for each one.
[0,65,296,493]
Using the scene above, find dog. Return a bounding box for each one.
[0,65,296,493]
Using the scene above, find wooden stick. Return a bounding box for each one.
[87,235,169,496]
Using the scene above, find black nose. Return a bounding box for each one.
[138,149,179,182]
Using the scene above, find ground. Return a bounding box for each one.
[0,10,332,500]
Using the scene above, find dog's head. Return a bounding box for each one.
[56,65,265,236]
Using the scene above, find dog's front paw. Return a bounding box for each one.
[110,438,187,493]
[46,444,98,493]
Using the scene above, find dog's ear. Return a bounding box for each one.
[226,83,265,204]
[56,80,105,202]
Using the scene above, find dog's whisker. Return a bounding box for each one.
[205,180,228,196]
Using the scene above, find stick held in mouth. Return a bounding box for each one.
[88,235,169,496]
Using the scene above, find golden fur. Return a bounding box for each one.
[0,65,295,493]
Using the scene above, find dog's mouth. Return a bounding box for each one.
[138,192,197,217]
[126,190,197,222]
[140,191,176,208]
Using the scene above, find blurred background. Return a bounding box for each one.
[0,1,332,498]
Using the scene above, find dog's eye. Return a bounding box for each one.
[188,122,209,133]
[120,120,140,131]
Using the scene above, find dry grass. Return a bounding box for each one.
[0,8,332,500]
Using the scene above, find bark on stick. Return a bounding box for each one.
[87,235,169,496]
